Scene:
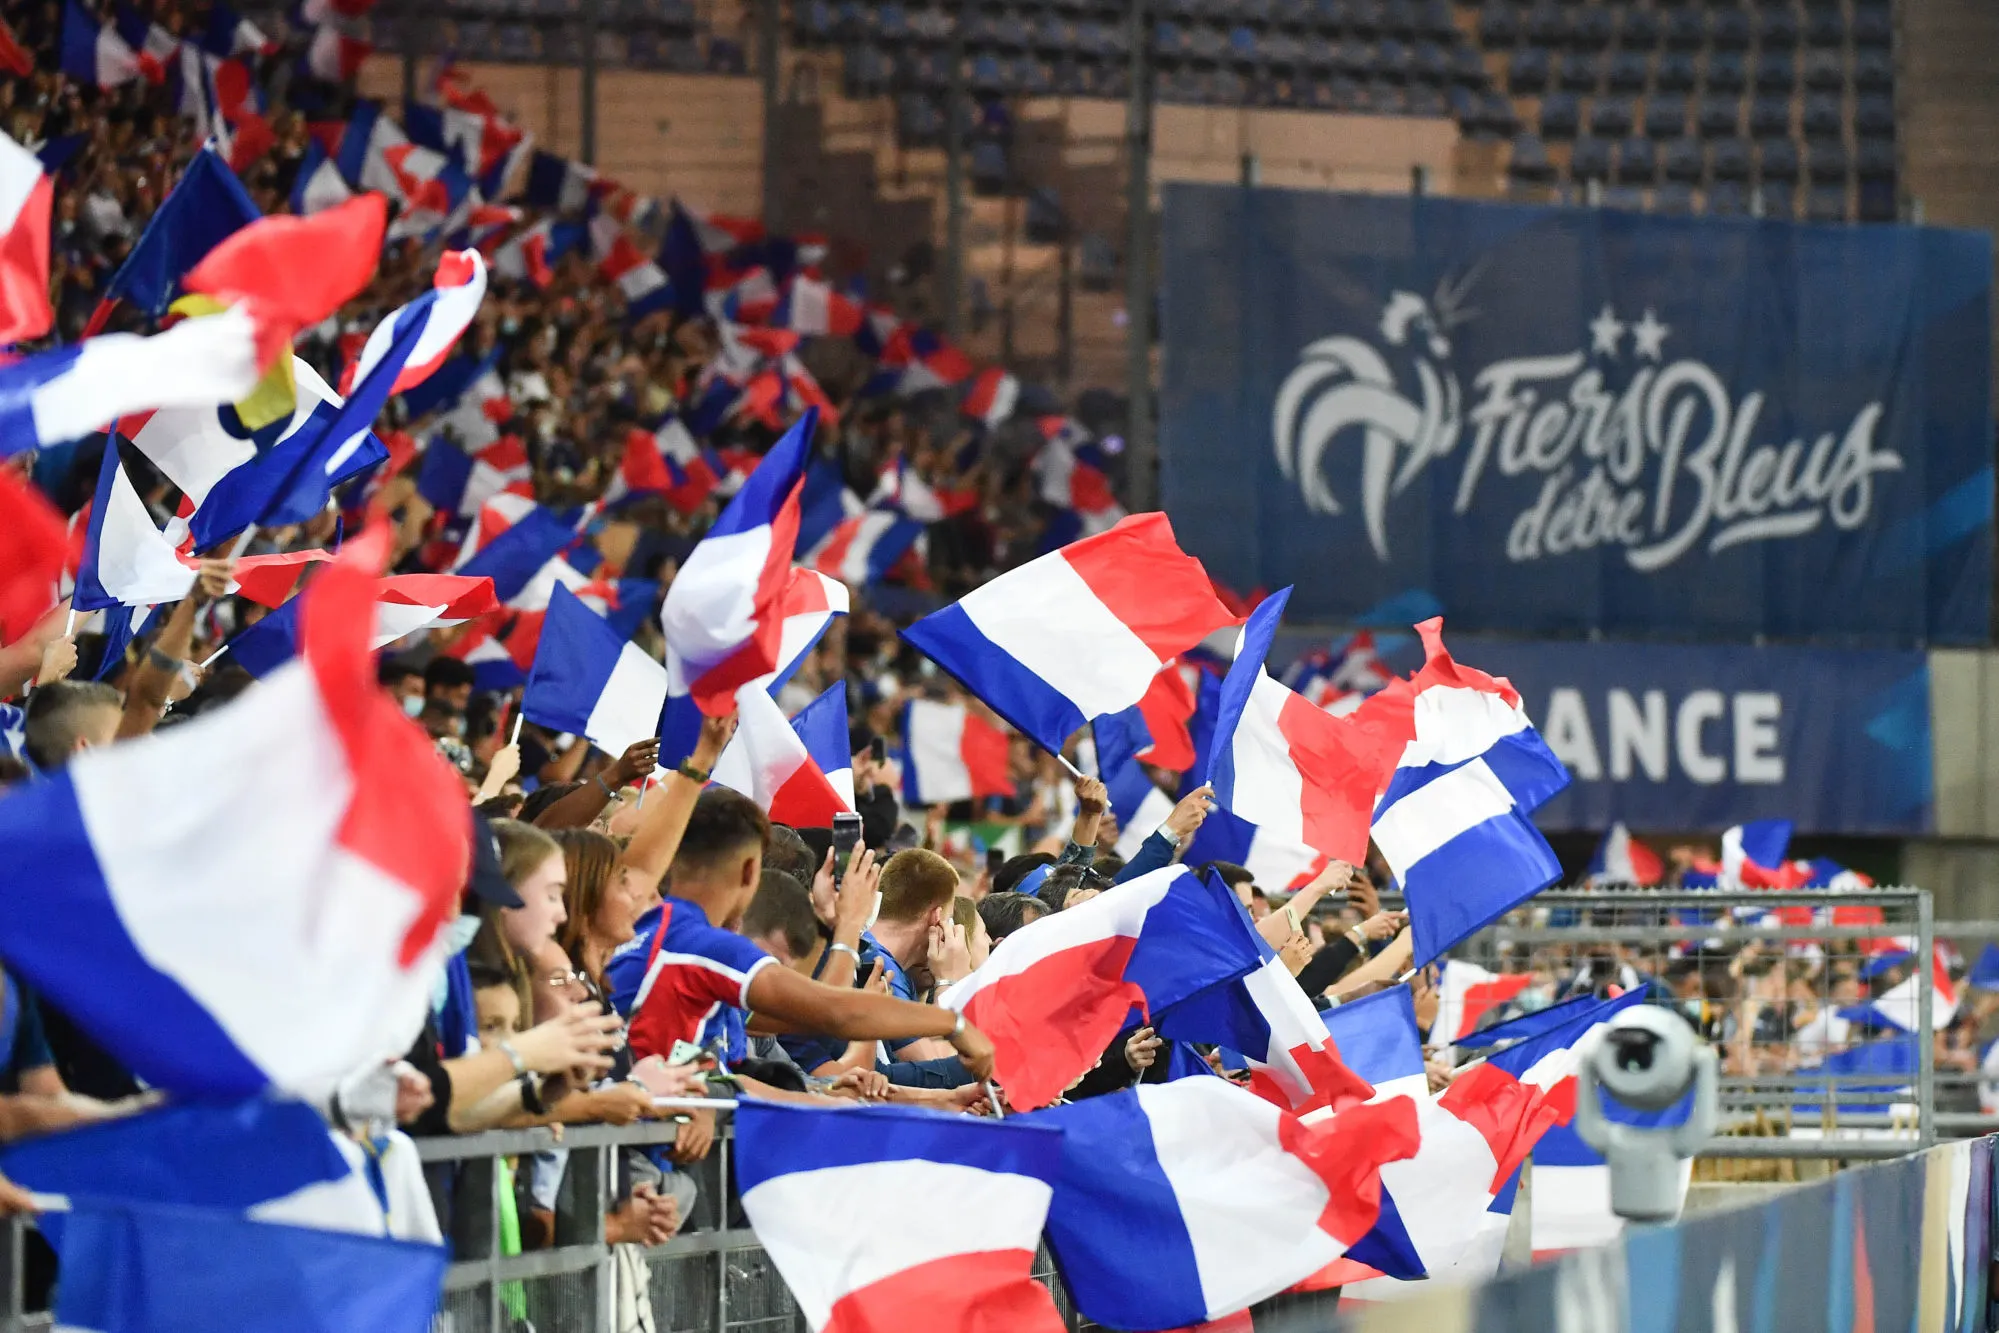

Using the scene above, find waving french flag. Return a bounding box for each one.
[524,583,667,758]
[1351,619,1570,967]
[225,572,497,677]
[605,417,722,514]
[1430,958,1536,1048]
[1155,906,1375,1116]
[938,864,1267,1109]
[420,435,534,520]
[806,508,927,586]
[901,513,1237,757]
[1587,822,1664,886]
[1093,711,1177,860]
[1844,943,1958,1033]
[790,683,854,806]
[657,566,849,769]
[339,250,487,397]
[712,687,853,827]
[0,527,470,1099]
[1035,1078,1419,1330]
[738,1101,1067,1333]
[0,307,262,460]
[74,441,326,616]
[62,0,143,88]
[659,408,813,717]
[454,503,576,604]
[1204,589,1391,867]
[589,212,673,320]
[899,697,1012,807]
[1131,660,1197,771]
[0,132,52,345]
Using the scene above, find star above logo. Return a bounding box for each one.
[1588,304,1625,358]
[1632,307,1671,361]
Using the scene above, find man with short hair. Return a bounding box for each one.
[859,848,966,1062]
[423,656,476,717]
[22,680,122,771]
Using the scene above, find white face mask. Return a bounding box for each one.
[401,694,426,718]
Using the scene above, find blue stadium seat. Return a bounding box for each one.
[1854,49,1893,91]
[1759,137,1800,181]
[1708,179,1748,214]
[1188,24,1228,63]
[1377,38,1414,79]
[1603,184,1646,211]
[1851,4,1891,48]
[1484,88,1521,135]
[707,36,748,72]
[1758,5,1800,49]
[833,1,873,41]
[496,23,538,60]
[1655,51,1698,92]
[1571,136,1611,180]
[1710,7,1751,49]
[1333,37,1370,73]
[1662,137,1703,182]
[1540,90,1581,138]
[1606,50,1648,92]
[1383,0,1420,38]
[1698,94,1742,137]
[1559,51,1599,91]
[1509,46,1551,92]
[1801,48,1844,90]
[1591,95,1635,137]
[1645,93,1687,138]
[1749,95,1791,138]
[1035,13,1072,53]
[1267,31,1307,68]
[1452,45,1486,85]
[1420,0,1458,43]
[1412,42,1450,83]
[874,4,909,42]
[1616,136,1656,183]
[1242,0,1278,28]
[1509,132,1555,181]
[1525,3,1567,47]
[1350,0,1383,37]
[1228,24,1260,63]
[1408,84,1449,115]
[1760,179,1796,218]
[1572,4,1612,49]
[1754,50,1795,93]
[971,141,1009,194]
[1710,137,1751,180]
[1479,0,1520,46]
[1858,176,1896,223]
[795,0,835,43]
[1807,184,1848,222]
[1855,94,1894,137]
[1275,0,1314,29]
[1804,9,1844,47]
[1618,6,1661,49]
[1655,181,1695,213]
[1855,138,1895,181]
[1706,52,1747,93]
[1665,8,1705,49]
[847,44,893,93]
[1801,92,1842,140]
[1808,139,1849,181]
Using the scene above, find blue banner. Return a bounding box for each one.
[1161,188,1994,645]
[1274,632,1931,834]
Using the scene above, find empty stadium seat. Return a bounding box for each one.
[1655,181,1695,213]
[1855,138,1895,181]
[1540,90,1580,137]
[1604,184,1646,210]
[1662,137,1703,182]
[1804,9,1845,48]
[1509,45,1550,91]
[1801,92,1842,140]
[1571,136,1611,179]
[1855,93,1894,137]
[1807,184,1849,222]
[1761,179,1796,218]
[1559,51,1599,91]
[1616,136,1656,183]
[1655,51,1698,92]
[1571,5,1612,50]
[1759,137,1800,181]
[1710,137,1751,180]
[1802,48,1844,90]
[1708,179,1748,214]
[1758,6,1800,50]
[1706,51,1747,93]
[1697,94,1742,137]
[1665,9,1705,49]
[1509,132,1555,181]
[1479,1,1520,46]
[1618,6,1661,49]
[1606,50,1649,93]
[1645,93,1687,138]
[1851,4,1891,48]
[1754,50,1795,94]
[1808,139,1848,182]
[1854,49,1893,92]
[1591,95,1635,137]
[1710,7,1751,50]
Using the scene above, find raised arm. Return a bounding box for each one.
[618,713,735,886]
[531,737,657,829]
[118,560,230,739]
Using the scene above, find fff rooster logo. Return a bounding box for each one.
[1271,271,1905,572]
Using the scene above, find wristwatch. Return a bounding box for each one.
[518,1071,547,1116]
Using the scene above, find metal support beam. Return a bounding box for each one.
[1123,0,1155,510]
[942,15,966,341]
[580,0,599,165]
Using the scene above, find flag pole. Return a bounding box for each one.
[62,607,76,636]
[226,526,258,560]
[509,711,524,745]
[649,1097,739,1112]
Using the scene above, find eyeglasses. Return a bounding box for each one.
[545,970,587,989]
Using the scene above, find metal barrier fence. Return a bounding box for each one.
[1450,887,1952,1154]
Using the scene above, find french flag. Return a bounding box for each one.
[658,408,814,717]
[289,135,353,215]
[712,686,853,827]
[1132,659,1197,771]
[1351,619,1570,966]
[1036,424,1125,539]
[775,273,864,336]
[339,249,487,397]
[1035,1078,1420,1330]
[454,503,578,604]
[420,435,534,520]
[1430,958,1536,1048]
[101,143,262,320]
[0,469,66,643]
[605,419,723,514]
[1587,822,1664,886]
[201,574,497,677]
[1844,943,1958,1033]
[74,440,327,616]
[1723,818,1796,886]
[1204,588,1391,866]
[491,217,580,288]
[1093,711,1176,860]
[61,0,143,88]
[334,101,406,200]
[0,527,469,1099]
[899,698,1012,807]
[961,366,1020,428]
[0,307,262,461]
[901,513,1237,758]
[589,212,673,320]
[379,144,474,243]
[199,3,274,58]
[737,1101,1067,1333]
[523,151,598,213]
[1180,675,1330,891]
[0,131,53,345]
[806,508,927,586]
[1155,910,1375,1116]
[524,583,668,759]
[939,864,1268,1109]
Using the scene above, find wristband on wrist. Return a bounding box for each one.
[498,1039,528,1076]
[951,1010,966,1039]
[594,774,616,799]
[677,760,710,784]
[828,942,862,966]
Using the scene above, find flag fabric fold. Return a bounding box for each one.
[0,130,53,345]
[899,698,1012,807]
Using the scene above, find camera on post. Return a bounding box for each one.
[1573,1007,1719,1223]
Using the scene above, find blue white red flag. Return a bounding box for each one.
[938,865,1266,1109]
[0,527,470,1099]
[0,131,53,344]
[737,1101,1067,1333]
[712,687,853,828]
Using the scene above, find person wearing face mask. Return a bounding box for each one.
[379,659,426,717]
